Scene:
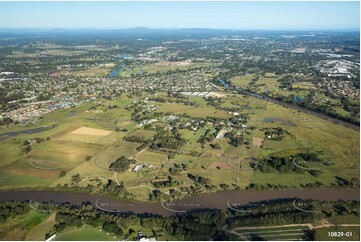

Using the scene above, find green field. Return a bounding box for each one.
[54,226,117,241]
[73,66,112,77]
[0,209,51,241]
[26,213,57,241]
[155,102,230,119]
[123,62,216,76]
[0,172,52,188]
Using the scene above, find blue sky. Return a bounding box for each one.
[0,1,359,30]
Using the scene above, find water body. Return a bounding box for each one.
[115,55,134,59]
[0,188,358,217]
[110,64,127,77]
[219,80,230,89]
[0,125,56,142]
[17,76,30,79]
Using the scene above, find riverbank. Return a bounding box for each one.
[0,188,359,217]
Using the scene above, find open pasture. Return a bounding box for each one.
[124,62,215,76]
[70,127,112,136]
[54,226,116,241]
[0,208,51,241]
[135,150,168,164]
[73,66,112,77]
[208,161,233,169]
[155,102,230,119]
[230,74,255,86]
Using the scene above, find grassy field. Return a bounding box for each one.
[128,129,156,140]
[230,74,254,86]
[0,140,23,167]
[26,213,57,241]
[0,209,51,241]
[123,62,215,76]
[328,214,360,224]
[73,66,112,77]
[54,226,117,241]
[0,96,138,190]
[136,150,168,164]
[51,223,176,241]
[155,102,230,119]
[0,172,52,188]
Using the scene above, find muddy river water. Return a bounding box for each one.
[0,188,358,216]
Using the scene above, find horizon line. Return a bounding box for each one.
[0,27,359,32]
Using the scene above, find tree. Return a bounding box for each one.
[210,143,221,149]
[229,134,243,147]
[71,174,81,183]
[351,177,359,188]
[59,170,66,177]
[109,156,134,172]
[22,146,32,154]
[102,221,123,235]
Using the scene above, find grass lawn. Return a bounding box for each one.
[54,226,117,241]
[73,66,112,77]
[0,140,23,168]
[328,214,360,224]
[230,74,254,87]
[0,209,50,241]
[128,129,156,140]
[124,62,215,75]
[0,172,52,189]
[26,213,57,241]
[156,102,230,119]
[136,150,168,164]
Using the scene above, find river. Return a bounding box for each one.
[0,188,358,217]
[110,64,127,77]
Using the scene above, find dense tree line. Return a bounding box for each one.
[0,199,359,241]
[227,199,359,229]
[251,152,326,176]
[187,173,210,185]
[109,156,135,172]
[0,203,30,223]
[124,135,147,143]
[228,133,245,147]
[151,128,186,150]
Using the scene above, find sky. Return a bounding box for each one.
[0,1,359,30]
